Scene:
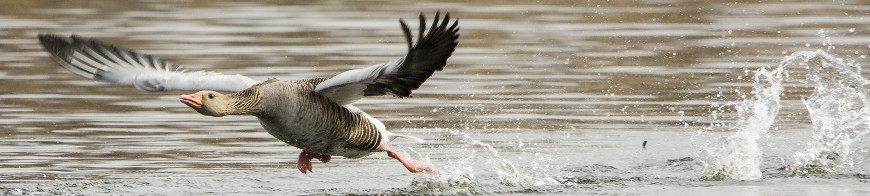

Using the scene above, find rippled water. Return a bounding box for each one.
[2,0,870,195]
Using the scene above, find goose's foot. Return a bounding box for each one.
[387,146,435,173]
[297,150,331,174]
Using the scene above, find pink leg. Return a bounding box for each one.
[387,146,435,173]
[297,150,331,174]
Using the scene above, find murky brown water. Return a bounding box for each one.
[2,0,870,195]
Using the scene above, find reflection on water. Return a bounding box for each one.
[2,0,870,194]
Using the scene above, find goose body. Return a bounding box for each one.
[251,78,391,159]
[38,12,459,174]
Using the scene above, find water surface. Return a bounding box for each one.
[1,0,870,195]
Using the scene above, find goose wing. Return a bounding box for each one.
[314,11,460,105]
[38,34,258,92]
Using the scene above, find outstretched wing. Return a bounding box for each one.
[38,34,258,92]
[314,11,460,105]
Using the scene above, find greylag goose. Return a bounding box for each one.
[37,12,459,174]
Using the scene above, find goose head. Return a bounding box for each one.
[180,91,232,117]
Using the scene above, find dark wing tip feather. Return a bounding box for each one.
[372,11,459,98]
[441,12,451,31]
[37,33,73,60]
[39,34,189,82]
[431,11,441,30]
[400,19,413,51]
[417,13,426,44]
[38,33,103,79]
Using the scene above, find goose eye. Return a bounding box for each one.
[208,93,215,99]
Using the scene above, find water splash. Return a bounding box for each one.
[408,149,478,194]
[790,50,870,175]
[699,48,870,180]
[408,128,558,194]
[699,63,785,181]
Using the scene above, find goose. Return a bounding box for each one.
[37,12,459,174]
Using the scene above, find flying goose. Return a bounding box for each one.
[38,12,459,174]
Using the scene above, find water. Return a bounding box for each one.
[698,62,784,181]
[698,48,870,181]
[2,0,870,195]
[791,49,870,175]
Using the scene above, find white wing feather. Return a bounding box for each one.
[314,61,393,105]
[39,34,258,92]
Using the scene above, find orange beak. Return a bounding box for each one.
[179,93,202,109]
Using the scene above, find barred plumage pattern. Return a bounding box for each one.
[250,78,384,158]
